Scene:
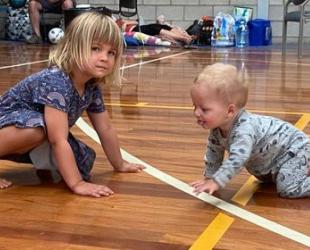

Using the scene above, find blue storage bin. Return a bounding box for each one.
[248,19,272,46]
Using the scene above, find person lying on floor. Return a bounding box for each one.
[115,18,192,45]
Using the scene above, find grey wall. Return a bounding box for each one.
[75,0,308,43]
[2,0,309,43]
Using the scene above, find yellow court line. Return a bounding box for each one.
[189,213,234,250]
[231,176,261,206]
[294,113,310,130]
[106,102,310,116]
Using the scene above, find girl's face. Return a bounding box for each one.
[191,83,231,131]
[84,41,117,79]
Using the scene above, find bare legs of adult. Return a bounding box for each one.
[0,126,45,188]
[27,0,43,43]
[159,28,192,45]
[171,27,192,44]
[27,0,74,44]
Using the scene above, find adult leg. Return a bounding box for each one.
[159,29,192,45]
[171,27,192,40]
[0,126,45,189]
[62,0,74,9]
[28,0,43,38]
[276,148,310,198]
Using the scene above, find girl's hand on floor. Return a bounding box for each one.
[115,161,145,173]
[72,181,114,198]
[0,178,12,189]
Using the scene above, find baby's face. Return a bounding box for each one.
[191,83,230,130]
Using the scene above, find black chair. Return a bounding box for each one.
[41,0,77,42]
[282,0,310,58]
[41,11,63,42]
[114,0,142,46]
[64,7,112,29]
[118,0,138,18]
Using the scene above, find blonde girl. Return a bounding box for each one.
[0,12,144,197]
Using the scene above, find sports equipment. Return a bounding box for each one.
[48,27,64,44]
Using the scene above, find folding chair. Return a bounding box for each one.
[41,0,76,42]
[114,0,142,46]
[41,11,63,42]
[118,0,138,18]
[282,0,310,58]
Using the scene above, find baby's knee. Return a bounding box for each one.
[278,190,302,199]
[276,176,309,199]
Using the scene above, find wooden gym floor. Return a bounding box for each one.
[0,41,309,250]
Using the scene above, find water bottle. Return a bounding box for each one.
[235,19,249,48]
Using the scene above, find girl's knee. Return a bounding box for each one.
[28,127,46,145]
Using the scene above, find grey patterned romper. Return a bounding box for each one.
[204,109,310,198]
[0,67,105,180]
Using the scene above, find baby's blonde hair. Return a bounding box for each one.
[49,11,123,85]
[195,63,249,108]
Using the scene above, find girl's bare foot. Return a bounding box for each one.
[0,178,12,189]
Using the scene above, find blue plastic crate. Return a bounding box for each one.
[248,19,272,46]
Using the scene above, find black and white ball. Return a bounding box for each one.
[48,27,64,44]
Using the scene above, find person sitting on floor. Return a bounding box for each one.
[27,0,74,44]
[115,18,192,45]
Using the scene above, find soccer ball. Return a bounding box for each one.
[48,27,64,44]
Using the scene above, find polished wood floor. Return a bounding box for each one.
[0,41,309,250]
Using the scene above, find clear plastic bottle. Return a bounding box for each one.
[235,19,249,48]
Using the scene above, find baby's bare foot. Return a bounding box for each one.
[0,178,12,189]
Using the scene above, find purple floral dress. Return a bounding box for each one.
[0,66,105,180]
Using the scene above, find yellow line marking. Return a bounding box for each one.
[136,102,148,107]
[231,176,261,206]
[106,102,192,110]
[189,213,234,250]
[106,102,310,116]
[294,114,310,130]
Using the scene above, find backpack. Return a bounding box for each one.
[6,3,32,41]
[197,18,213,45]
[211,12,235,47]
[186,16,213,46]
[186,19,201,36]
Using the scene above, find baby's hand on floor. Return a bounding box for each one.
[190,178,220,195]
[0,178,12,189]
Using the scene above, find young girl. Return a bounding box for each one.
[0,11,145,197]
[190,63,310,199]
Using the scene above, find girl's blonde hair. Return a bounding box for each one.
[49,11,123,85]
[195,63,249,108]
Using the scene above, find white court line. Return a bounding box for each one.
[0,50,189,71]
[120,51,190,70]
[0,60,48,70]
[76,118,310,248]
